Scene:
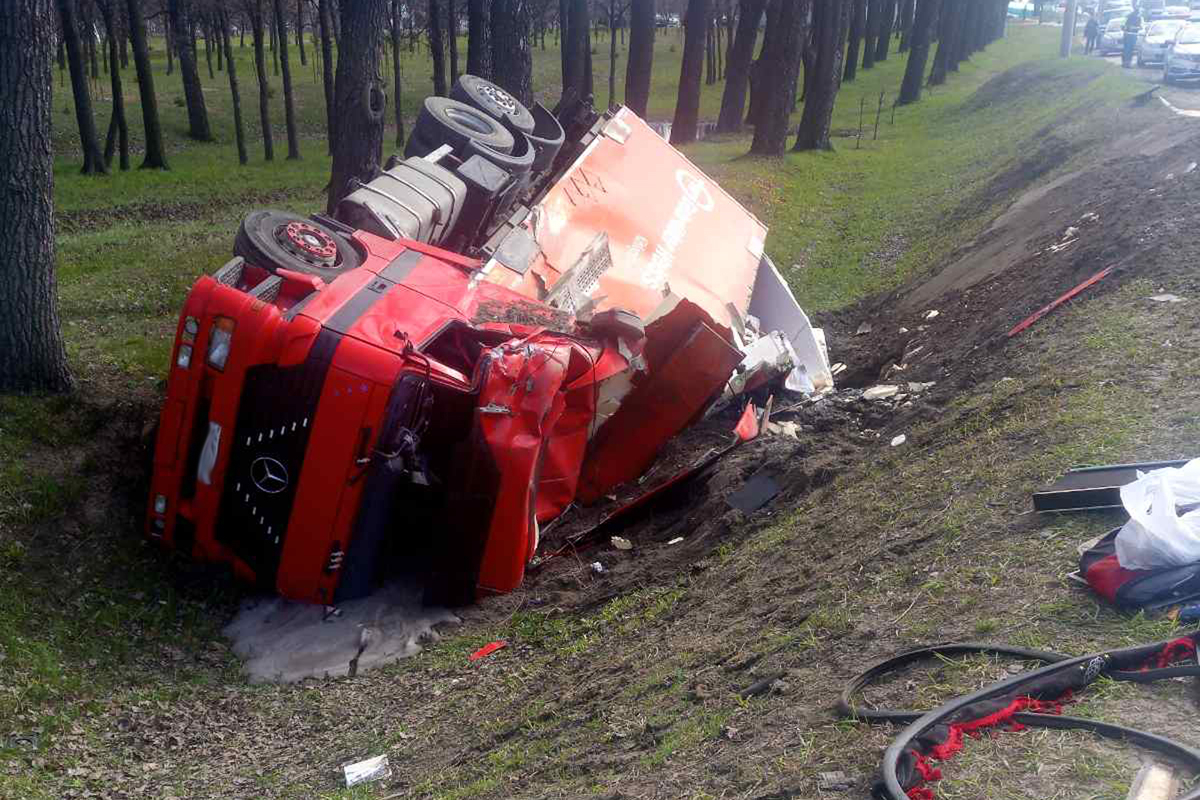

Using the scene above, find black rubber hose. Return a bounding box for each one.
[838,637,1200,800]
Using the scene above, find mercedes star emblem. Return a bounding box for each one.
[250,456,289,494]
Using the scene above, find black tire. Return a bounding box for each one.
[450,74,536,134]
[234,210,362,283]
[413,97,515,156]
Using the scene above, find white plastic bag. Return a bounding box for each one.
[1114,458,1200,570]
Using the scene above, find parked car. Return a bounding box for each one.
[1165,5,1193,17]
[1100,17,1129,52]
[1139,18,1187,63]
[1102,4,1134,23]
[1164,22,1200,81]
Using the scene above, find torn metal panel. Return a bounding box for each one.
[747,256,833,393]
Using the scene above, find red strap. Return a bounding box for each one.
[469,640,507,662]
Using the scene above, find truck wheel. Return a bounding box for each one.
[234,211,362,282]
[413,97,515,155]
[450,75,536,134]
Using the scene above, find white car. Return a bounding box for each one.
[1139,18,1187,63]
[1100,18,1129,52]
[1163,22,1200,81]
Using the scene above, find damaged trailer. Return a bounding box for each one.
[146,77,833,607]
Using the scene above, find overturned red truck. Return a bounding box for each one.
[146,77,832,607]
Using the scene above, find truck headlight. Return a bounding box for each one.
[206,317,235,371]
[176,344,193,369]
[183,316,199,342]
[154,494,167,514]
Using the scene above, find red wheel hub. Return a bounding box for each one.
[276,221,338,266]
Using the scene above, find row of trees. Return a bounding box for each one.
[6,0,1011,390]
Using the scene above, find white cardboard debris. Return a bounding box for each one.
[611,536,633,550]
[344,755,392,788]
[891,434,907,447]
[747,257,834,392]
[1149,294,1186,303]
[907,381,936,393]
[668,537,684,545]
[855,322,872,336]
[863,385,900,401]
[591,561,606,574]
[923,310,939,320]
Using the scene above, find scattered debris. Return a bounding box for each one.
[667,536,685,545]
[1127,762,1179,800]
[611,536,633,550]
[469,640,508,662]
[818,771,854,791]
[856,322,873,335]
[1006,266,1113,337]
[863,385,900,401]
[764,420,800,439]
[898,326,909,334]
[343,755,392,788]
[1148,293,1186,303]
[1033,459,1189,512]
[907,381,935,393]
[890,434,907,447]
[1186,162,1198,175]
[727,471,782,514]
[590,561,606,575]
[738,671,784,698]
[923,309,939,320]
[831,362,847,376]
[1080,211,1100,223]
[1063,226,1079,239]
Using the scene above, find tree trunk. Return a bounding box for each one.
[318,0,336,153]
[166,15,175,74]
[429,0,447,95]
[608,2,618,107]
[793,0,847,151]
[490,0,532,107]
[204,17,215,78]
[167,0,213,141]
[57,0,107,173]
[391,0,404,147]
[704,11,715,85]
[716,0,763,132]
[746,0,782,125]
[250,2,275,160]
[898,0,915,51]
[669,0,710,146]
[273,0,301,158]
[625,0,654,117]
[898,0,938,103]
[844,0,864,81]
[928,0,956,85]
[562,0,593,102]
[874,0,895,61]
[750,0,806,155]
[448,0,459,82]
[862,0,878,68]
[120,25,128,68]
[466,0,491,78]
[948,0,968,71]
[124,0,167,168]
[219,9,248,164]
[327,0,386,212]
[297,0,307,65]
[0,0,73,392]
[97,0,129,170]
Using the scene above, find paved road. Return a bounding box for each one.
[1097,51,1200,112]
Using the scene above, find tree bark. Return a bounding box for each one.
[562,0,593,102]
[204,17,216,78]
[273,0,301,158]
[167,0,213,141]
[97,0,129,170]
[863,0,879,69]
[898,0,915,51]
[669,0,710,146]
[898,0,938,103]
[0,0,73,392]
[746,0,782,126]
[793,0,848,151]
[318,0,336,153]
[448,0,459,82]
[327,0,387,212]
[429,0,447,95]
[844,0,865,81]
[391,0,405,147]
[250,1,275,160]
[58,0,107,173]
[750,0,806,155]
[490,0,533,107]
[715,0,763,132]
[466,0,491,77]
[219,9,248,164]
[928,0,957,85]
[297,0,307,65]
[124,0,167,168]
[625,0,654,117]
[874,0,895,61]
[166,14,175,75]
[607,1,618,106]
